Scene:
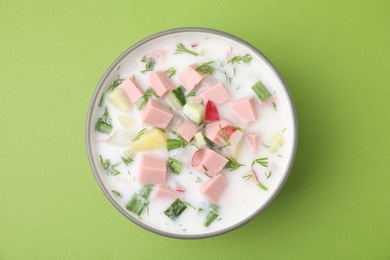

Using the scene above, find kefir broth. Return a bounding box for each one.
[89,32,295,236]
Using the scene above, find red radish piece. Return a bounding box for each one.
[205,100,220,122]
[191,149,205,167]
[191,43,198,48]
[175,188,186,193]
[218,126,237,140]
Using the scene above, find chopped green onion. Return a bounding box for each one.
[126,185,153,216]
[175,43,199,56]
[167,157,182,175]
[257,182,268,191]
[139,185,153,198]
[204,204,219,227]
[252,157,269,167]
[228,54,252,65]
[167,139,187,151]
[165,67,176,78]
[225,157,245,171]
[252,81,272,101]
[164,199,187,220]
[95,107,113,134]
[196,61,215,75]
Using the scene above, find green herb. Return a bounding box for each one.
[252,81,272,101]
[242,174,253,180]
[107,76,124,92]
[165,67,176,78]
[186,91,196,97]
[225,157,245,171]
[228,54,252,65]
[204,204,219,227]
[99,155,120,176]
[204,136,216,149]
[167,139,187,151]
[140,56,156,74]
[122,156,134,165]
[175,43,199,56]
[282,128,287,132]
[252,157,269,167]
[171,86,187,106]
[137,88,159,110]
[111,190,122,198]
[262,143,271,148]
[223,72,232,83]
[164,199,187,220]
[126,185,153,216]
[231,126,242,131]
[219,124,231,147]
[196,61,215,75]
[265,171,272,179]
[257,182,268,191]
[272,102,277,111]
[133,128,147,141]
[183,201,196,210]
[168,157,182,175]
[95,107,113,134]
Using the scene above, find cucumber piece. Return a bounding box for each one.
[195,132,207,148]
[183,101,204,126]
[167,87,186,110]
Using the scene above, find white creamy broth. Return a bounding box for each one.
[90,32,295,236]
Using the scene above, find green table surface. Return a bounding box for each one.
[1,1,389,259]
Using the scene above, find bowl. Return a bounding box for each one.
[86,27,297,239]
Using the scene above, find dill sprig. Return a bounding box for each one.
[252,157,269,167]
[95,107,113,134]
[133,128,147,141]
[228,54,252,65]
[265,171,272,179]
[272,102,277,111]
[257,182,268,191]
[165,67,176,78]
[225,157,245,171]
[99,76,124,106]
[175,43,199,56]
[111,190,122,198]
[99,155,120,176]
[242,174,253,180]
[122,156,134,165]
[140,56,156,74]
[196,61,216,75]
[137,88,159,110]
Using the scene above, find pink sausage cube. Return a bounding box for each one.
[192,148,228,176]
[141,99,173,128]
[245,132,259,153]
[229,97,256,121]
[197,82,230,105]
[175,119,200,142]
[200,173,228,203]
[118,78,144,103]
[204,119,232,147]
[155,186,179,199]
[137,154,167,185]
[179,64,207,92]
[149,71,175,97]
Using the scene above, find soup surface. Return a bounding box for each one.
[89,32,296,236]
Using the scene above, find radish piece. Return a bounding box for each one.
[204,100,220,122]
[191,149,205,167]
[218,126,237,140]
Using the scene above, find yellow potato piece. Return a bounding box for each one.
[132,128,166,151]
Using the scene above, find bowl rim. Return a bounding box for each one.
[85,27,298,239]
